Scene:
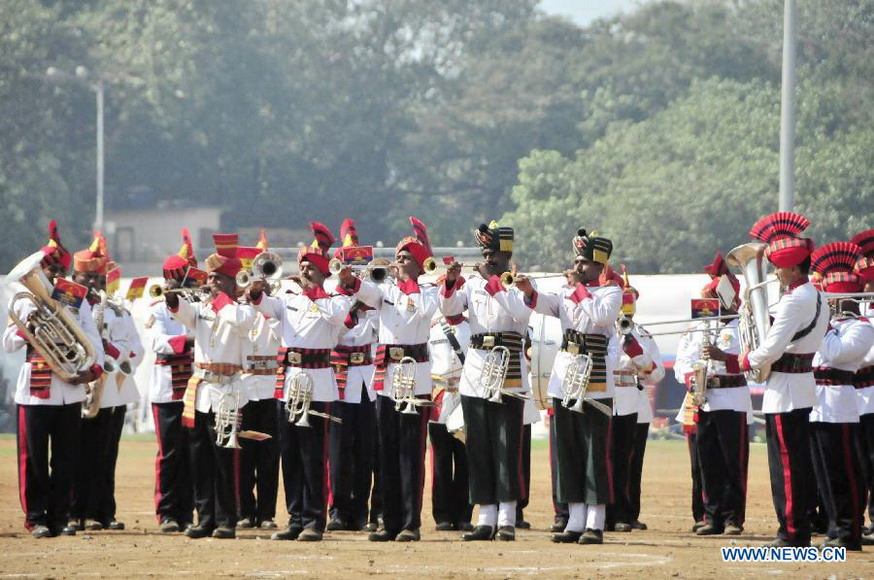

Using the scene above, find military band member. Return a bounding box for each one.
[237,232,281,530]
[850,229,874,544]
[629,370,654,530]
[441,221,532,542]
[677,254,750,536]
[248,223,355,542]
[609,269,664,532]
[166,234,258,539]
[327,219,380,532]
[346,217,439,542]
[3,222,105,538]
[707,212,829,548]
[673,391,706,531]
[806,242,874,550]
[518,229,622,545]
[427,311,473,532]
[147,230,198,532]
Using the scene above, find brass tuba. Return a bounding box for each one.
[7,251,96,383]
[726,242,772,383]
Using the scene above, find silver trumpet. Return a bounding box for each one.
[478,346,529,404]
[285,371,341,427]
[560,353,611,416]
[327,258,391,283]
[215,390,243,449]
[237,251,283,293]
[391,356,435,414]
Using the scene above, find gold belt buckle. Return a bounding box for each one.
[288,352,302,365]
[567,341,579,355]
[350,352,365,364]
[389,347,405,361]
[483,335,496,349]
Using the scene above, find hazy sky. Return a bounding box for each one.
[539,0,653,25]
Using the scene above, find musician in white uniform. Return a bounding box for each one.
[807,242,874,550]
[850,229,874,543]
[347,217,439,543]
[707,212,829,548]
[440,221,532,542]
[248,223,355,542]
[518,229,622,545]
[4,222,105,538]
[166,234,259,539]
[327,219,380,532]
[427,311,473,532]
[609,271,664,533]
[147,232,198,533]
[676,254,750,536]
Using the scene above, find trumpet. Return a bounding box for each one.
[561,353,612,416]
[285,371,342,427]
[616,314,634,335]
[148,284,204,300]
[478,346,530,403]
[236,251,283,290]
[215,390,242,448]
[390,356,436,414]
[500,272,563,288]
[7,251,97,383]
[328,258,392,283]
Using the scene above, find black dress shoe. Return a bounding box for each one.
[614,522,632,533]
[435,521,454,531]
[462,525,495,541]
[550,521,568,533]
[691,520,706,533]
[326,519,347,532]
[551,530,583,543]
[456,522,474,532]
[368,529,397,542]
[160,518,181,533]
[212,526,236,539]
[237,517,255,529]
[185,525,212,539]
[259,519,278,530]
[724,523,743,536]
[31,525,52,539]
[106,520,125,531]
[579,528,603,544]
[396,529,420,542]
[819,536,862,551]
[67,519,83,531]
[696,523,724,536]
[496,526,515,541]
[861,532,874,546]
[298,528,323,542]
[631,520,647,531]
[768,537,809,548]
[364,522,378,533]
[58,525,77,536]
[516,520,531,530]
[83,519,103,531]
[272,525,303,541]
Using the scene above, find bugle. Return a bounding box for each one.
[328,258,392,283]
[236,251,283,290]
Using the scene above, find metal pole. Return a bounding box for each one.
[778,0,796,212]
[95,79,105,232]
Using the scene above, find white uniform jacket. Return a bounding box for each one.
[241,314,282,401]
[334,305,379,404]
[857,318,874,416]
[439,273,533,398]
[147,300,194,404]
[810,316,874,423]
[613,324,664,416]
[428,316,470,423]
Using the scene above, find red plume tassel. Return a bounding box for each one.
[749,212,810,243]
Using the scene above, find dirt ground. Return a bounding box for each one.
[0,435,871,578]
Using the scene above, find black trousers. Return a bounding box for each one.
[810,421,865,544]
[858,413,874,530]
[628,421,649,524]
[429,422,472,527]
[552,397,612,505]
[71,406,113,522]
[279,401,330,531]
[152,402,194,525]
[375,395,429,534]
[190,410,239,531]
[697,409,749,528]
[239,398,280,524]
[461,395,525,505]
[16,404,81,531]
[549,413,569,523]
[101,405,126,524]
[329,397,377,528]
[606,412,637,526]
[765,409,814,545]
[516,424,532,522]
[687,432,705,523]
[370,428,383,526]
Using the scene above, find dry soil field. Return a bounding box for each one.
[0,435,871,578]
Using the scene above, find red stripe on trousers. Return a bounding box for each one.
[739,414,748,522]
[773,414,797,540]
[416,409,428,518]
[17,406,29,528]
[841,424,861,537]
[324,404,333,510]
[152,404,164,523]
[517,410,526,501]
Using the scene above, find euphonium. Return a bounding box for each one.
[285,372,341,426]
[478,346,529,403]
[726,242,772,382]
[215,390,242,449]
[561,354,612,416]
[7,251,97,383]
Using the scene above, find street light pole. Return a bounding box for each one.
[778,0,797,212]
[95,78,104,232]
